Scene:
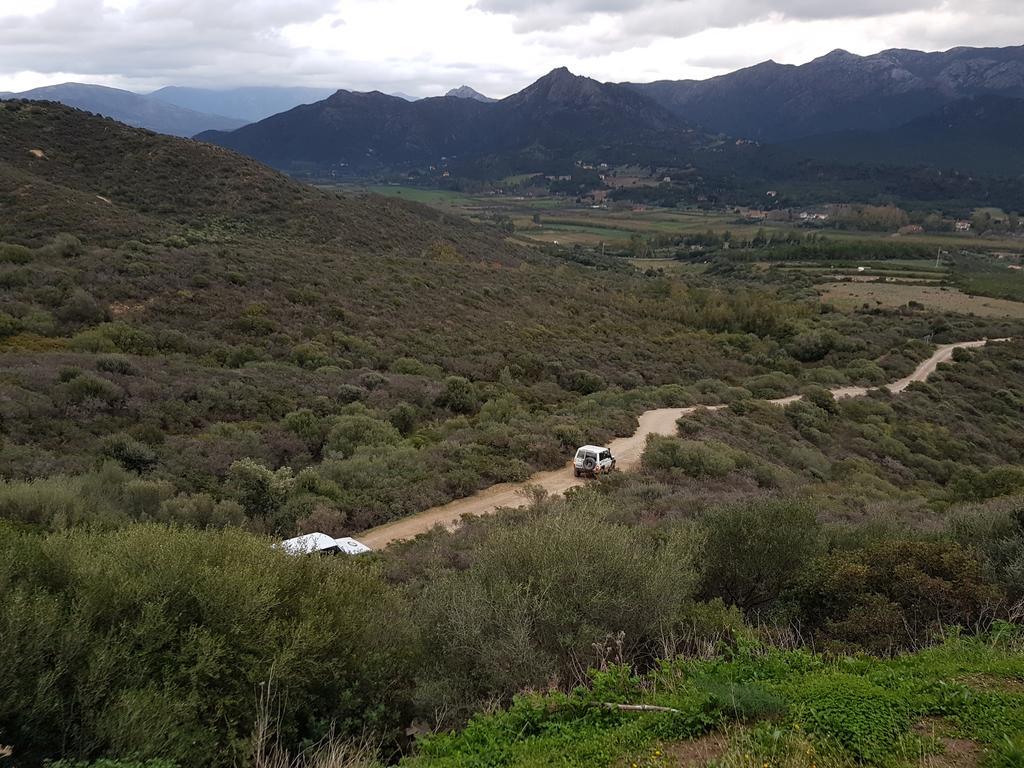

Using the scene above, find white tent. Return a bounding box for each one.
[280,532,338,555]
[334,537,372,555]
[279,532,372,556]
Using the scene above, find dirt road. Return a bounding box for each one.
[358,339,1004,549]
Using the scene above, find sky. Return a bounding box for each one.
[0,0,1022,97]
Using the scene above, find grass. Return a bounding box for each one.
[819,282,1024,319]
[401,631,1024,768]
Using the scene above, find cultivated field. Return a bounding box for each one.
[820,281,1024,318]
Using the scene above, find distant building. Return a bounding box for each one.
[766,190,778,198]
[955,220,972,232]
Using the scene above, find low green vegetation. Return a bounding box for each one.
[402,632,1024,768]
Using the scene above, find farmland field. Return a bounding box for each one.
[819,281,1024,318]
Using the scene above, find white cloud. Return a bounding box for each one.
[0,0,1022,95]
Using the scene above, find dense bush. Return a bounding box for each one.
[951,496,1024,601]
[0,525,418,768]
[797,538,1004,653]
[413,499,722,721]
[642,436,739,478]
[697,500,821,614]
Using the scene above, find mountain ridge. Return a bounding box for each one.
[199,68,705,175]
[0,82,246,137]
[625,44,1024,141]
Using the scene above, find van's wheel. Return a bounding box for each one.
[583,457,596,473]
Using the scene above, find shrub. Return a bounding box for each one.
[788,329,839,363]
[42,232,83,258]
[0,311,20,339]
[291,342,335,370]
[797,538,1004,653]
[58,288,110,325]
[336,383,367,404]
[390,357,429,376]
[100,434,159,473]
[950,466,1024,503]
[801,385,838,414]
[643,436,737,478]
[96,355,141,376]
[0,525,417,767]
[156,494,245,528]
[225,344,263,368]
[950,496,1024,601]
[388,402,419,436]
[0,242,33,264]
[324,413,401,460]
[54,373,124,409]
[699,500,821,614]
[560,369,606,395]
[71,322,156,355]
[415,502,706,718]
[436,376,478,414]
[225,459,294,532]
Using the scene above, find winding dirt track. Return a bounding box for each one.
[358,339,1004,550]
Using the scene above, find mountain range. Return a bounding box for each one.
[194,47,1024,193]
[198,68,702,175]
[626,45,1024,142]
[7,45,1024,193]
[0,83,246,137]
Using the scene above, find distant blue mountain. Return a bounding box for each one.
[0,83,246,137]
[149,86,336,123]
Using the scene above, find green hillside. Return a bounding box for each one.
[2,101,1024,768]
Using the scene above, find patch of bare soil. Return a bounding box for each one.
[914,719,985,768]
[958,673,1024,693]
[663,733,729,766]
[620,733,729,768]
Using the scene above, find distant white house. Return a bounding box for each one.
[955,220,972,232]
[279,532,372,556]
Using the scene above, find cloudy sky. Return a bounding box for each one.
[1,0,1022,96]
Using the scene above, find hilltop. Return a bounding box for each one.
[445,85,496,102]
